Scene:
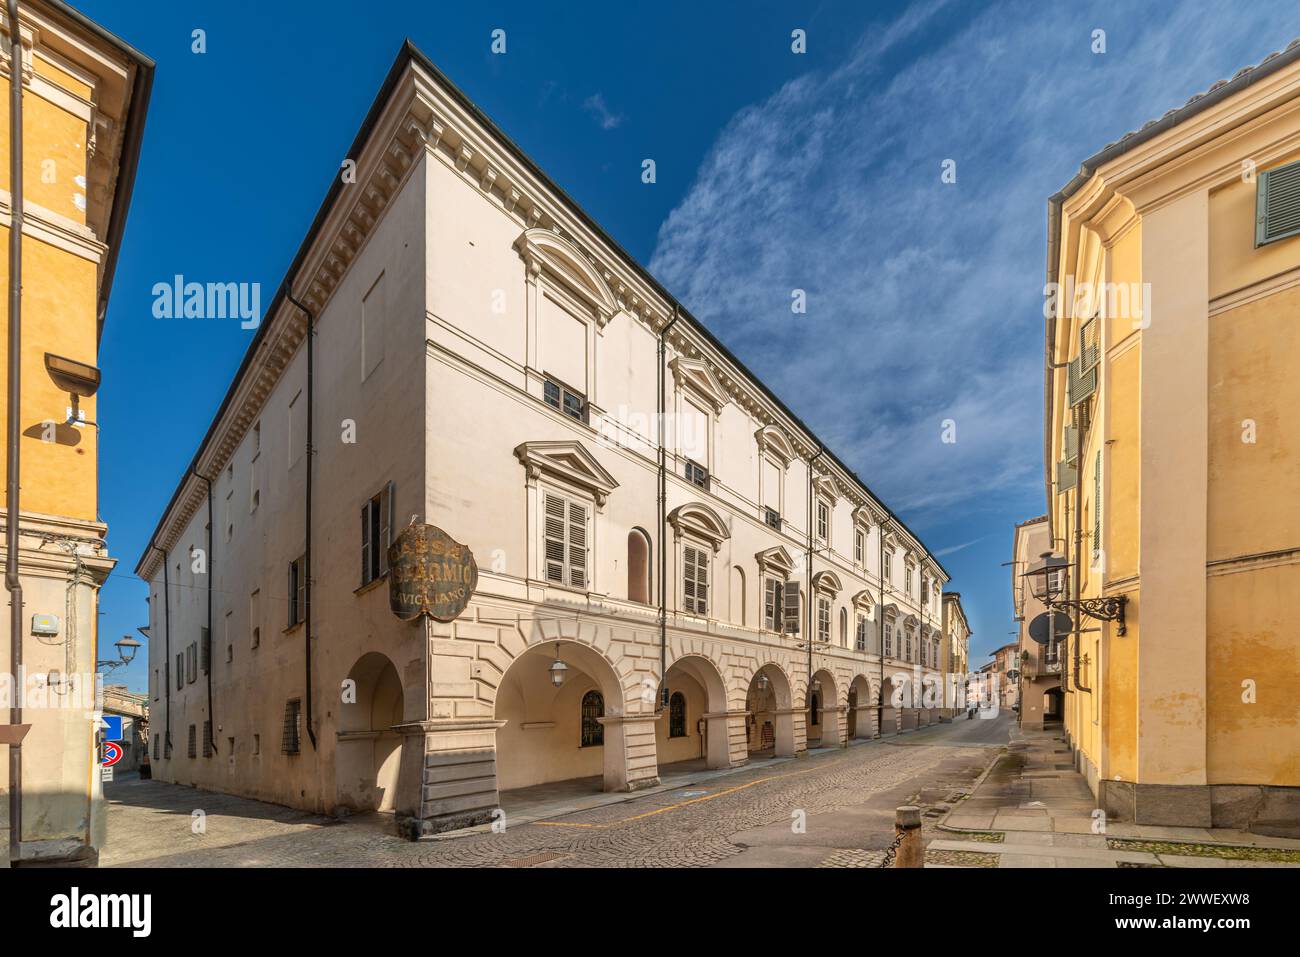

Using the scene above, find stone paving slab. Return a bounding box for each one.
[929,838,1158,865]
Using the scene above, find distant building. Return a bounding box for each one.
[101,685,148,773]
[940,592,971,716]
[1012,516,1062,729]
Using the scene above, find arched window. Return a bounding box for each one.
[627,529,651,604]
[809,691,821,727]
[580,690,604,747]
[839,607,848,647]
[669,691,687,738]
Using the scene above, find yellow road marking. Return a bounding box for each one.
[531,754,847,829]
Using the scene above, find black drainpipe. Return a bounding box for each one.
[656,307,679,708]
[285,287,318,749]
[877,520,887,736]
[194,470,216,753]
[154,545,172,759]
[806,447,823,713]
[6,0,25,865]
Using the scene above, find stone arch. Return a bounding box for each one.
[848,674,874,740]
[805,668,841,748]
[744,660,795,758]
[662,652,730,769]
[336,652,405,814]
[494,632,629,794]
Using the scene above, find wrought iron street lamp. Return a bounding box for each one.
[1022,552,1127,636]
[97,635,141,673]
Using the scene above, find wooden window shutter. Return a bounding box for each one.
[1256,159,1300,246]
[1093,451,1102,554]
[783,583,800,634]
[380,481,394,575]
[567,500,588,589]
[543,493,567,584]
[359,501,371,586]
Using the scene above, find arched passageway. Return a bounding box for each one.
[658,654,730,772]
[848,675,874,740]
[336,652,405,813]
[880,673,901,734]
[745,663,794,758]
[494,640,625,797]
[806,669,841,749]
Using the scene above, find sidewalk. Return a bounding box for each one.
[932,725,1300,868]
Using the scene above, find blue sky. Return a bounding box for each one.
[80,0,1299,692]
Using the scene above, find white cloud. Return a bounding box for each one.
[650,0,1299,520]
[583,92,623,130]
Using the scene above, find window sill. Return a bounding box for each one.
[354,573,388,597]
[282,622,303,636]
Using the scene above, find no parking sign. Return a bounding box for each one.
[101,741,123,768]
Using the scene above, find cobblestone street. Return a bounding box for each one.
[102,715,1010,868]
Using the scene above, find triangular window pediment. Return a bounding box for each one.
[515,440,619,505]
[670,357,730,414]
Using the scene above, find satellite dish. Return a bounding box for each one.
[1028,611,1072,644]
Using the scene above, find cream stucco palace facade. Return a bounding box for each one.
[137,43,963,836]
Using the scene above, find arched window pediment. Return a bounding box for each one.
[515,228,618,325]
[755,425,796,466]
[811,570,843,596]
[668,501,730,550]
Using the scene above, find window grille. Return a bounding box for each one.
[580,691,604,747]
[669,692,687,738]
[282,699,302,755]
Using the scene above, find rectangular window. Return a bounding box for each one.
[905,567,913,595]
[855,614,867,652]
[203,720,213,758]
[884,621,893,658]
[187,724,197,759]
[288,556,306,626]
[288,391,303,469]
[817,596,830,643]
[200,627,210,674]
[543,377,586,422]
[360,481,395,587]
[684,459,709,490]
[682,545,709,616]
[1093,450,1102,558]
[905,631,913,661]
[855,530,865,564]
[253,734,261,756]
[175,653,183,690]
[764,507,782,531]
[816,501,829,542]
[884,551,892,581]
[543,492,589,589]
[282,699,302,755]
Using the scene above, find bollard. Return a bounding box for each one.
[893,805,924,868]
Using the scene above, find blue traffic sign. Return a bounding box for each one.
[100,715,123,742]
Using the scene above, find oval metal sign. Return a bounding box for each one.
[1028,611,1073,645]
[101,741,123,767]
[387,523,478,622]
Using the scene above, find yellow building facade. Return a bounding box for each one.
[0,0,150,864]
[1045,42,1300,833]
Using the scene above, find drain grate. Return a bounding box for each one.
[504,851,568,868]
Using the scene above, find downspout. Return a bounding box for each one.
[194,470,216,753]
[806,447,823,702]
[656,307,679,708]
[157,545,171,758]
[284,288,318,749]
[6,0,24,864]
[877,520,886,737]
[1072,421,1091,693]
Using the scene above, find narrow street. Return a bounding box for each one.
[102,714,1011,868]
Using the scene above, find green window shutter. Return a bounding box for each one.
[1093,451,1102,554]
[1257,159,1300,246]
[1063,425,1079,463]
[1079,318,1099,373]
[1056,459,1078,493]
